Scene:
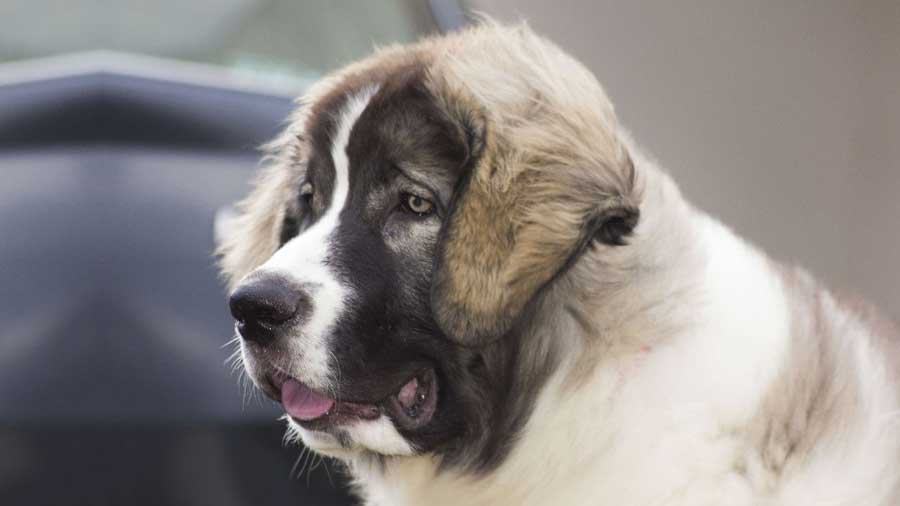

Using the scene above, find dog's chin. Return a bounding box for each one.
[286,419,343,451]
[285,418,358,459]
[286,415,415,459]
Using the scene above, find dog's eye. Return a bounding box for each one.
[400,192,435,217]
[299,182,314,203]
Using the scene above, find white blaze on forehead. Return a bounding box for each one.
[258,86,379,389]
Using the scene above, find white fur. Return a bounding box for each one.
[350,163,899,506]
[254,87,378,390]
[344,417,415,456]
[772,293,900,506]
[287,415,414,458]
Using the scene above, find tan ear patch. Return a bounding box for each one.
[432,144,639,345]
[421,22,644,345]
[428,89,640,345]
[431,142,518,343]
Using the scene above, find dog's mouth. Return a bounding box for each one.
[264,368,438,431]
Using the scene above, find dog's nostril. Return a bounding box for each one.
[229,276,305,344]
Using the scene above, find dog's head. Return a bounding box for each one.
[217,24,640,467]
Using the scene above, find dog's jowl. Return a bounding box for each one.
[216,22,900,506]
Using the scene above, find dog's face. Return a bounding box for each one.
[218,26,641,468]
[228,74,480,457]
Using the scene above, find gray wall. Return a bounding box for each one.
[470,0,900,319]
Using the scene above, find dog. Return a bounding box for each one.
[216,22,900,506]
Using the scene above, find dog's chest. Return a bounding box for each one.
[353,442,759,506]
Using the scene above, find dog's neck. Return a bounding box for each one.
[549,158,707,357]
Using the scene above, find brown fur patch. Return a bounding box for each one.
[739,266,893,491]
[425,25,641,344]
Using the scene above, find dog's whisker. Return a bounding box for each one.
[289,446,308,480]
[226,347,244,373]
[320,457,335,487]
[220,334,241,350]
[296,446,315,480]
[307,454,324,486]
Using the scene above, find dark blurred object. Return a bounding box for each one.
[0,60,353,505]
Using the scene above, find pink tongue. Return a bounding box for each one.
[281,379,335,421]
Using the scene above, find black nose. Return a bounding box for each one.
[229,276,305,345]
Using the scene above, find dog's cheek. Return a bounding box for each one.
[384,217,441,290]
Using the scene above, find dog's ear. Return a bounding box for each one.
[430,99,639,346]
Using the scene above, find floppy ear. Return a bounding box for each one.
[430,103,639,346]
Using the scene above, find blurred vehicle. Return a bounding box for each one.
[0,1,463,504]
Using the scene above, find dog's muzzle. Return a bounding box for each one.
[228,272,439,432]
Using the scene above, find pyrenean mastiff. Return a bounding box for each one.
[216,22,900,506]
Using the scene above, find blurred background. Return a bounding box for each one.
[0,1,896,505]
